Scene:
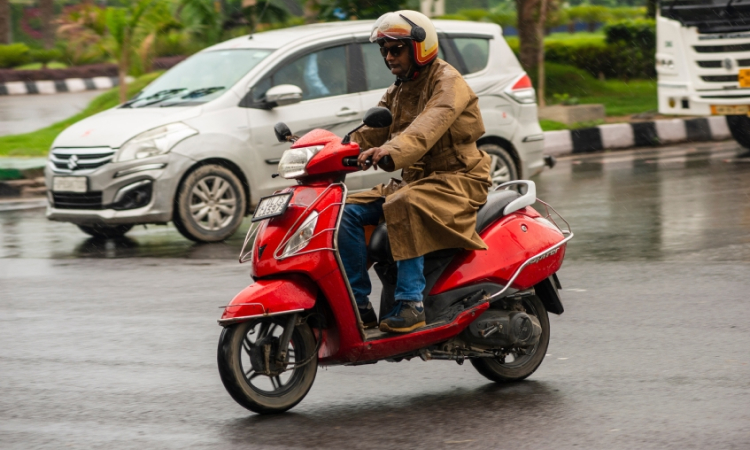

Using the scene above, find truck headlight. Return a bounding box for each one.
[115,123,197,162]
[277,145,324,179]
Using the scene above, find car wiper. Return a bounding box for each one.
[159,87,226,107]
[121,88,187,108]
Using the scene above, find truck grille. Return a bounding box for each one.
[51,192,104,210]
[701,75,740,82]
[696,59,750,68]
[50,147,115,172]
[694,43,750,53]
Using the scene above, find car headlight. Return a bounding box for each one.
[277,145,324,179]
[281,211,319,258]
[115,123,198,162]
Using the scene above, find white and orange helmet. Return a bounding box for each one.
[370,10,439,68]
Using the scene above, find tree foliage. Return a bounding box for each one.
[319,0,406,20]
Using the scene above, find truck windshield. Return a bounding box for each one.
[660,0,750,34]
[127,49,272,108]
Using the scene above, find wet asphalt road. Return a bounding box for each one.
[1,140,750,449]
[0,90,103,136]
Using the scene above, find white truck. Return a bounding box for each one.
[657,0,750,148]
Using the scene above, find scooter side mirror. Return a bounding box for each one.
[362,107,393,128]
[274,122,293,143]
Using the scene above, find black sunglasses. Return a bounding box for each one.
[379,44,406,58]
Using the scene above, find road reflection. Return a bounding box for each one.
[220,381,562,447]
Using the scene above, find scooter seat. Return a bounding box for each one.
[475,189,520,233]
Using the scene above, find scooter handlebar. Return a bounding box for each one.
[341,155,395,172]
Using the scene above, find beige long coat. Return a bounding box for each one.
[348,58,491,261]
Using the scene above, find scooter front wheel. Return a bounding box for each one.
[217,317,317,414]
[471,295,550,382]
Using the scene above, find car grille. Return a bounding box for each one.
[51,192,103,210]
[50,147,115,172]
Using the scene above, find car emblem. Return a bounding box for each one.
[724,58,733,70]
[67,154,79,170]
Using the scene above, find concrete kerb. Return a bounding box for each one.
[0,76,134,96]
[544,116,734,156]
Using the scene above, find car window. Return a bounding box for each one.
[453,38,489,74]
[360,42,445,92]
[361,43,393,91]
[254,45,348,102]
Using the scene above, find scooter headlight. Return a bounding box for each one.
[277,146,324,179]
[281,211,319,258]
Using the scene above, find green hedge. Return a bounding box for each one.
[507,20,656,80]
[0,44,30,69]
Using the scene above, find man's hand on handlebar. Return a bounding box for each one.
[358,147,391,171]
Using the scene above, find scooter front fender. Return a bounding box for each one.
[218,275,317,327]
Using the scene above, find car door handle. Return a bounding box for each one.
[336,108,359,117]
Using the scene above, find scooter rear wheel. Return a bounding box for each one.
[217,317,317,414]
[471,295,550,382]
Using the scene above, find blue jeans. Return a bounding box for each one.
[339,199,425,307]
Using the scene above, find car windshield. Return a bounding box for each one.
[128,49,273,107]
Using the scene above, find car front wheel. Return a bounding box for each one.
[173,164,247,242]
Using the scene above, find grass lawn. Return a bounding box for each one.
[534,63,657,130]
[14,62,69,70]
[0,72,161,157]
[578,79,657,117]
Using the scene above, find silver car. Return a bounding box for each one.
[45,20,547,242]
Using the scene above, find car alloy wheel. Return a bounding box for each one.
[174,164,247,242]
[479,143,518,187]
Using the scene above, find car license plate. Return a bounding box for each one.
[252,192,292,222]
[52,176,87,193]
[711,104,750,115]
[739,68,750,88]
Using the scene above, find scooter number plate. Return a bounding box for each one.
[252,192,292,222]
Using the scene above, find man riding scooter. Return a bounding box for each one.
[339,10,492,334]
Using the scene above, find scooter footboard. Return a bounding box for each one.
[218,275,317,326]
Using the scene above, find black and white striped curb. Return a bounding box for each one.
[543,116,732,156]
[0,76,134,95]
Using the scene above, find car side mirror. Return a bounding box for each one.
[264,84,303,107]
[362,107,392,128]
[274,122,293,143]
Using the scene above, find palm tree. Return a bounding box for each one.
[40,0,56,49]
[0,0,10,45]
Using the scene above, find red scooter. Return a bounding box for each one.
[217,107,573,414]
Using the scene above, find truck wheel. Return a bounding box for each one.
[479,143,518,187]
[77,224,133,239]
[727,115,750,149]
[173,164,246,242]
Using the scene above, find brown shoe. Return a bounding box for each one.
[379,301,426,333]
[358,302,379,329]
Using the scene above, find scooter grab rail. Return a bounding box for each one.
[486,230,574,303]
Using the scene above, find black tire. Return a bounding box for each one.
[217,317,318,414]
[479,143,518,188]
[173,164,246,242]
[727,115,750,149]
[77,224,133,239]
[471,295,550,383]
